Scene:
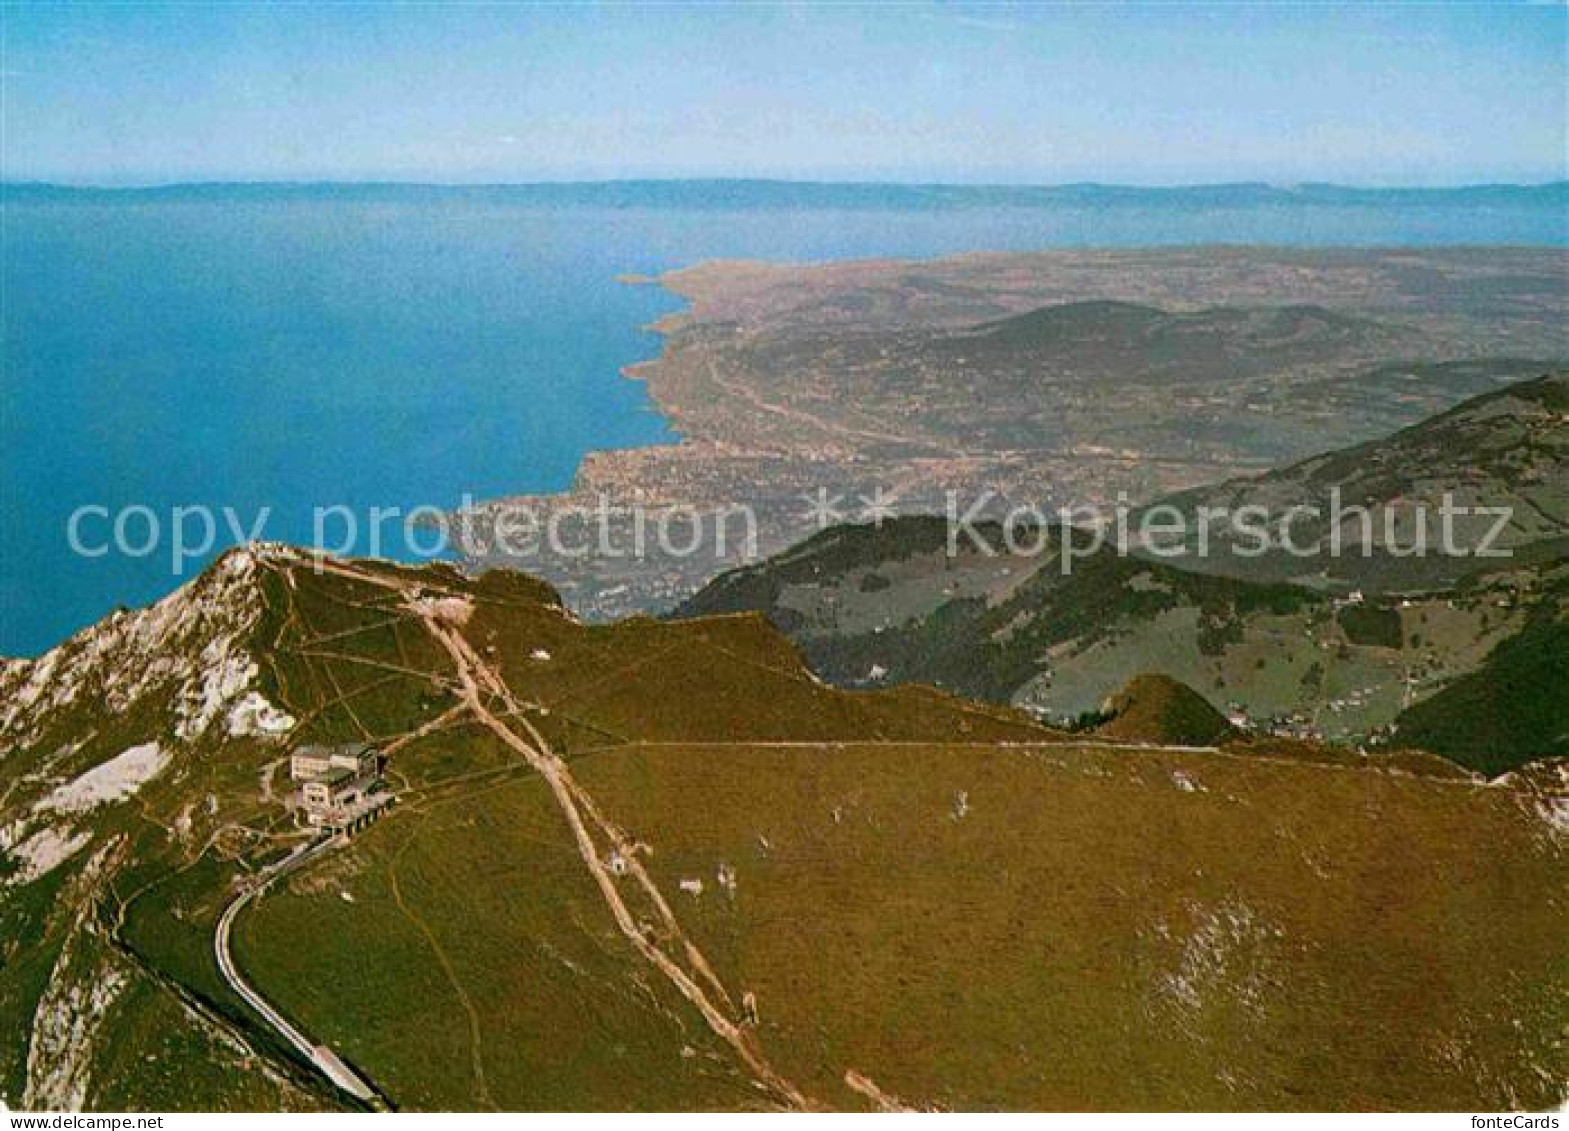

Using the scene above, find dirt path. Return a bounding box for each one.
[387,835,497,1111]
[306,556,817,1110]
[382,702,468,756]
[843,1069,917,1112]
[420,610,813,1109]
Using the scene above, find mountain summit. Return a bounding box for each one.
[2,547,1564,1109]
[1095,674,1238,747]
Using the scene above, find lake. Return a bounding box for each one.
[4,181,1565,654]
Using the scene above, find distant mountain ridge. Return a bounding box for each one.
[6,178,1568,211]
[677,374,1569,766]
[932,300,1420,391]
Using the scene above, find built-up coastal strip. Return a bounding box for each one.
[460,248,1569,621]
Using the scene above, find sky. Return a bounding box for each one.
[2,2,1565,186]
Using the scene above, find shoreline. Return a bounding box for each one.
[455,246,1569,622]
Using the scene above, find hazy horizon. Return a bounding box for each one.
[11,176,1569,191]
[5,3,1563,186]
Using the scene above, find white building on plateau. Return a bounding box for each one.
[288,744,390,828]
[290,743,380,783]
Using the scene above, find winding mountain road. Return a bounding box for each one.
[213,836,380,1106]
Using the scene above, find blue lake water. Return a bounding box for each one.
[4,183,1566,654]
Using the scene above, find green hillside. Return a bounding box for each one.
[1095,674,1238,746]
[1156,370,1569,590]
[246,737,1566,1110]
[0,546,1045,1111]
[681,516,1507,744]
[1394,617,1569,775]
[2,547,1564,1111]
[679,377,1569,750]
